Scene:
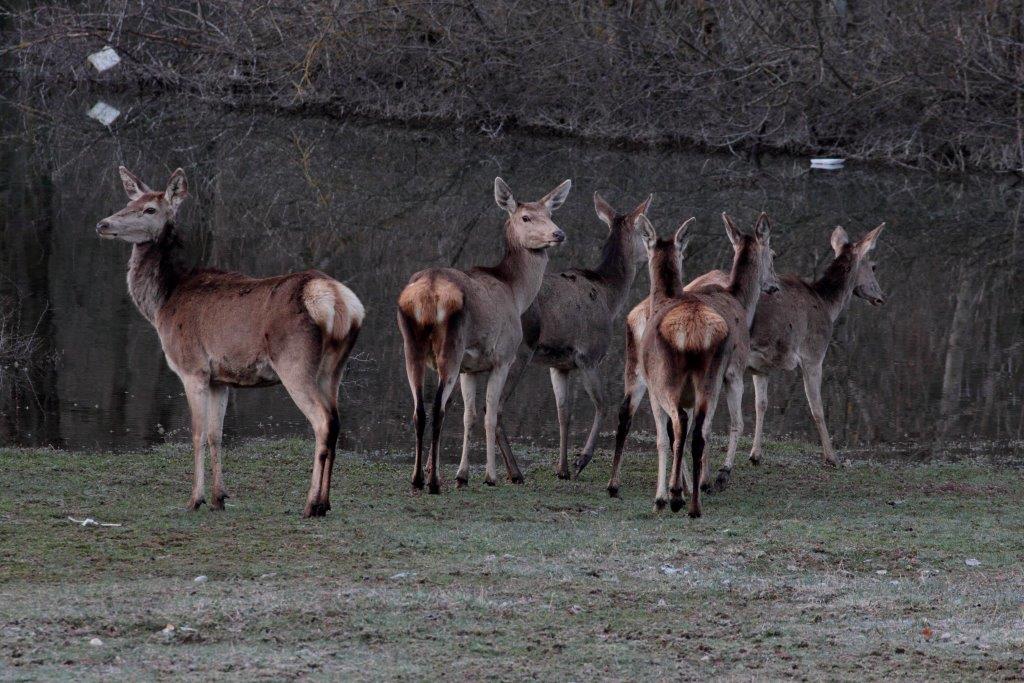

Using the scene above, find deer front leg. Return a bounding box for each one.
[573,365,606,477]
[650,397,671,511]
[712,373,744,493]
[456,373,479,488]
[549,368,573,479]
[748,373,768,465]
[181,377,211,511]
[801,361,838,467]
[206,384,230,510]
[484,363,512,486]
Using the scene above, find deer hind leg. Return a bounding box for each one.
[606,360,648,496]
[712,372,744,493]
[206,384,230,510]
[573,365,606,478]
[668,405,690,513]
[425,323,465,495]
[801,360,838,467]
[495,344,533,485]
[748,373,769,465]
[316,332,359,515]
[181,376,211,511]
[549,368,573,479]
[455,372,479,488]
[398,311,428,491]
[649,397,671,511]
[484,362,512,486]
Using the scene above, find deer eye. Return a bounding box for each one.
[522,215,531,222]
[144,207,157,214]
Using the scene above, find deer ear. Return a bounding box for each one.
[541,179,572,212]
[722,212,742,248]
[830,226,850,256]
[494,177,516,213]
[594,192,615,228]
[633,193,653,216]
[119,166,150,200]
[855,222,885,257]
[674,217,695,254]
[754,212,771,241]
[636,214,658,251]
[164,168,188,213]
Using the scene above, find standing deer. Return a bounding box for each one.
[96,166,364,518]
[604,223,883,497]
[397,177,571,494]
[506,192,653,480]
[634,213,778,516]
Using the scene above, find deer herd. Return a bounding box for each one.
[97,167,884,519]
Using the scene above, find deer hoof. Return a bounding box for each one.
[484,477,497,487]
[508,474,525,485]
[823,455,838,468]
[455,476,469,489]
[653,497,667,511]
[607,485,620,499]
[669,498,684,513]
[555,469,570,480]
[699,481,712,494]
[186,496,205,511]
[210,491,229,511]
[427,481,441,495]
[301,502,317,518]
[711,468,731,493]
[573,453,593,476]
[687,505,702,519]
[748,455,761,466]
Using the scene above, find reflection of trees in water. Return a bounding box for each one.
[1,100,1022,451]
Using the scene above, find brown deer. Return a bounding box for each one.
[397,177,571,494]
[96,167,364,518]
[506,192,652,480]
[633,213,778,516]
[604,223,883,497]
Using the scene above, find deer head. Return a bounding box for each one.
[96,166,188,243]
[638,214,695,296]
[831,224,886,306]
[594,192,654,264]
[723,212,780,294]
[494,177,571,250]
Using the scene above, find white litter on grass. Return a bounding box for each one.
[161,624,175,635]
[786,564,798,572]
[660,564,686,576]
[193,575,208,583]
[87,46,121,73]
[67,516,121,527]
[810,158,845,170]
[965,558,981,567]
[875,569,888,575]
[87,102,121,126]
[88,637,103,647]
[389,571,416,580]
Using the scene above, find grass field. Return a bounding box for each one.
[1,436,1022,680]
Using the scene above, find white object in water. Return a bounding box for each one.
[810,158,845,170]
[88,46,121,73]
[87,102,121,126]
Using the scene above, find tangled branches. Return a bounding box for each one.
[5,0,1024,172]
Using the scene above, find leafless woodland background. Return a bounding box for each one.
[5,0,1024,172]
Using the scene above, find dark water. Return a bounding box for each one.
[2,98,1023,460]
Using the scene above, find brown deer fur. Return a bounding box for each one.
[96,167,364,518]
[632,213,778,517]
[397,178,571,494]
[504,192,652,479]
[606,223,883,497]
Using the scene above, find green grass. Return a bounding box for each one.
[1,437,1023,680]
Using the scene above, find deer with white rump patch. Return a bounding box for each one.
[96,167,364,518]
[397,177,571,493]
[604,222,883,497]
[632,213,778,516]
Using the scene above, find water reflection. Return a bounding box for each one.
[1,99,1022,459]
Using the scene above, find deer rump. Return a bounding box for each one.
[643,298,730,402]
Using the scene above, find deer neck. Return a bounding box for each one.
[127,224,186,324]
[812,253,857,322]
[648,251,684,308]
[727,244,762,328]
[592,230,639,314]
[492,220,551,314]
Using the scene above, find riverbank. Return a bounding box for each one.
[1,437,1021,679]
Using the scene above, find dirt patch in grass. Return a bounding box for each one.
[1,438,1023,679]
